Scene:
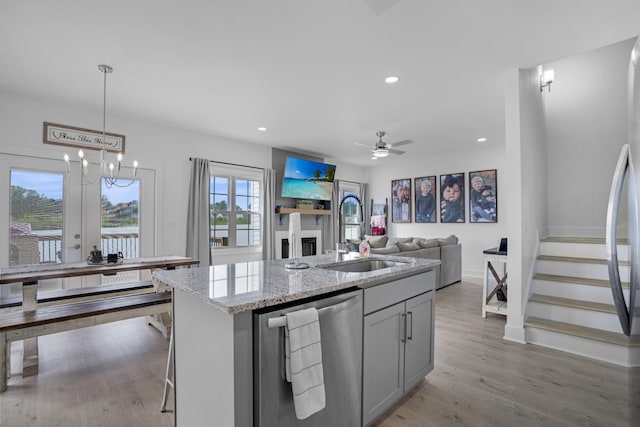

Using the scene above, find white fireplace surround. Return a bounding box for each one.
[275,230,323,260]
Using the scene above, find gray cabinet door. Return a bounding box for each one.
[362,302,405,426]
[403,292,434,391]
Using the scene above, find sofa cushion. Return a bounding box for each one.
[437,235,458,246]
[397,242,420,252]
[398,248,439,259]
[413,238,439,249]
[370,245,400,255]
[387,237,413,247]
[365,235,388,248]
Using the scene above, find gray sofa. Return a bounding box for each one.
[363,235,462,289]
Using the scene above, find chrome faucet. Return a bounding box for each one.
[337,194,364,259]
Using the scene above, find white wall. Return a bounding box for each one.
[544,38,635,235]
[0,89,368,264]
[365,147,507,282]
[0,89,273,259]
[502,66,549,343]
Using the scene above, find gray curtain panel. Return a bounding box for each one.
[322,179,340,252]
[262,168,276,260]
[186,158,211,266]
[359,182,369,238]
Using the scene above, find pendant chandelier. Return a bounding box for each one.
[64,64,138,188]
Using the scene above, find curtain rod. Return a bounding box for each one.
[189,157,265,171]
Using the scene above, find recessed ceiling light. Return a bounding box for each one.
[257,127,267,132]
[385,76,399,84]
[476,137,487,143]
[371,156,378,160]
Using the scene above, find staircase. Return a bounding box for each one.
[524,236,640,367]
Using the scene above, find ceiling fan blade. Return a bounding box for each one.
[389,148,405,155]
[390,139,412,147]
[354,142,373,148]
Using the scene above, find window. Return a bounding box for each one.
[210,165,262,250]
[340,182,363,240]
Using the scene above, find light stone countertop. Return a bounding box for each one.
[152,253,440,314]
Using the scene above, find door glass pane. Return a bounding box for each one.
[101,179,140,260]
[10,169,63,265]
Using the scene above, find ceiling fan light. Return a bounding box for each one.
[373,148,389,158]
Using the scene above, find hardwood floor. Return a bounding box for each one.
[0,282,637,426]
[0,317,173,427]
[373,282,638,427]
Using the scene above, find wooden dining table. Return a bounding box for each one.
[0,255,197,378]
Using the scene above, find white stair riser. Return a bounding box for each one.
[527,302,623,333]
[539,242,629,260]
[531,280,629,304]
[536,260,629,281]
[525,327,639,367]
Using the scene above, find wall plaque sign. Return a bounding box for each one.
[43,122,125,153]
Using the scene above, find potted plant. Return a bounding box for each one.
[295,199,314,210]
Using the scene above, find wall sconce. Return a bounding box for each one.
[540,69,554,92]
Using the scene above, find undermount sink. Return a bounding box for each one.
[318,259,408,273]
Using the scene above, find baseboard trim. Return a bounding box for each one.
[503,324,526,344]
[462,271,483,285]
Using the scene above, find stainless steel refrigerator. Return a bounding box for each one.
[606,36,640,338]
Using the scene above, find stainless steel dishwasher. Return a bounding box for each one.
[254,288,363,426]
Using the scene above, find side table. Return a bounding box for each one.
[482,247,508,317]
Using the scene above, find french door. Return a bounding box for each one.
[0,152,155,293]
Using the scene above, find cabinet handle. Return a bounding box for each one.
[407,311,413,341]
[400,313,406,343]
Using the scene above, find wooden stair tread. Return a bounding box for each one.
[529,293,616,314]
[0,292,171,331]
[541,236,629,245]
[525,316,640,347]
[537,254,629,266]
[533,273,629,289]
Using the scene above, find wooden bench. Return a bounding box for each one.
[0,291,172,392]
[0,280,155,311]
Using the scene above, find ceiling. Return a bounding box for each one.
[1,1,639,166]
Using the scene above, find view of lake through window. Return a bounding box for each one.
[9,169,63,265]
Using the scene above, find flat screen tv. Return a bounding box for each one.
[281,157,337,201]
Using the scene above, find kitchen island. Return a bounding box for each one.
[153,253,440,426]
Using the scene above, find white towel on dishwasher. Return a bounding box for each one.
[284,307,326,420]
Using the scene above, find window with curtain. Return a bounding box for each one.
[210,164,263,250]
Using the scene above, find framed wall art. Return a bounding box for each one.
[391,178,411,223]
[414,176,436,223]
[469,169,497,223]
[439,173,465,223]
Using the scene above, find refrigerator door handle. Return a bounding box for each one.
[606,144,632,336]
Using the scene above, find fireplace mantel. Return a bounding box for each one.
[275,208,331,225]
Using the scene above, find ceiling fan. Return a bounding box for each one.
[354,131,413,158]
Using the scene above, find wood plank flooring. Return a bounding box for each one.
[373,283,639,427]
[0,282,637,426]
